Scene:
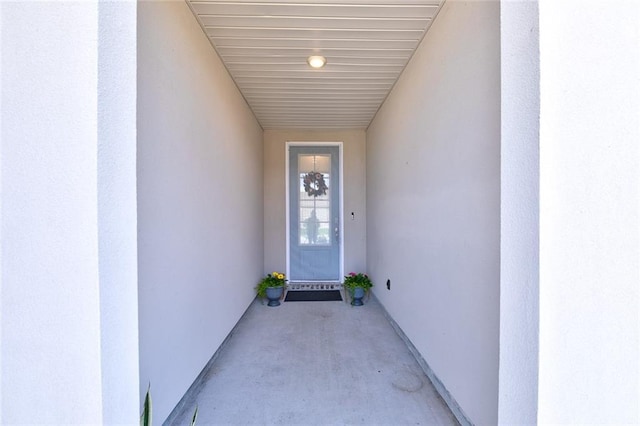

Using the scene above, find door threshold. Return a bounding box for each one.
[287,282,343,291]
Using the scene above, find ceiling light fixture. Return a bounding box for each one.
[307,55,327,69]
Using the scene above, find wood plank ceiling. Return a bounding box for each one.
[186,0,445,129]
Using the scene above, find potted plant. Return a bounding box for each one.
[255,272,287,307]
[343,272,373,306]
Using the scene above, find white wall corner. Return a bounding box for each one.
[498,0,540,424]
[97,1,140,423]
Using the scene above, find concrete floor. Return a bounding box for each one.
[168,295,459,425]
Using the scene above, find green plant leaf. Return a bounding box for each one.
[190,405,198,426]
[141,385,152,426]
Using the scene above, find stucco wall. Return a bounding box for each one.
[1,2,139,423]
[1,4,104,422]
[137,1,263,421]
[366,1,500,425]
[537,1,640,423]
[263,130,366,277]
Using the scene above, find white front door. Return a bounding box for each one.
[287,144,342,282]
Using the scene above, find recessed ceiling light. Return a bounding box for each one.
[307,55,327,69]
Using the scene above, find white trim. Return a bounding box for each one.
[285,143,290,280]
[285,141,344,283]
[338,142,344,281]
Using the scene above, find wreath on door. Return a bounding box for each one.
[303,171,328,197]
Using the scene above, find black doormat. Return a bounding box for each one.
[284,290,342,302]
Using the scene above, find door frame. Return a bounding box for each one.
[285,141,344,283]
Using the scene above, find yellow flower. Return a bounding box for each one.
[272,271,278,277]
[277,273,284,280]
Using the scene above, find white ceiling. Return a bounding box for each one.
[186,0,445,129]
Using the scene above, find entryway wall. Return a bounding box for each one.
[366,2,501,424]
[137,2,263,421]
[263,130,367,277]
